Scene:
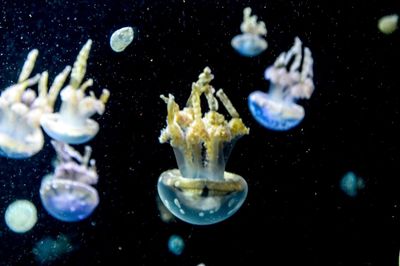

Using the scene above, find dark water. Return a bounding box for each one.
[0,0,399,265]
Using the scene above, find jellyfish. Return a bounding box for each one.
[110,26,134,52]
[4,200,38,233]
[0,50,70,158]
[32,234,73,264]
[248,37,314,131]
[156,195,176,223]
[378,14,398,35]
[40,140,99,222]
[231,7,267,57]
[40,40,110,144]
[168,234,185,256]
[340,171,364,197]
[158,67,249,225]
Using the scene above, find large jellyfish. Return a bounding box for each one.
[40,40,110,144]
[40,140,99,222]
[248,37,314,130]
[158,67,249,225]
[231,7,267,57]
[0,50,70,158]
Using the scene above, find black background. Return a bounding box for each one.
[0,0,399,265]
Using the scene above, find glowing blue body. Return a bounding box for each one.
[248,91,304,131]
[168,235,185,256]
[340,172,364,197]
[33,234,73,264]
[231,33,267,57]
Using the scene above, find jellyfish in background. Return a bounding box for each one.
[378,14,398,35]
[158,67,249,225]
[340,171,364,197]
[248,37,314,131]
[168,234,185,256]
[33,234,73,264]
[5,200,38,233]
[0,50,70,158]
[231,7,267,57]
[40,140,99,222]
[40,40,110,144]
[110,26,134,52]
[156,195,176,223]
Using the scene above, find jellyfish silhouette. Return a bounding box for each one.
[158,67,249,225]
[0,49,70,158]
[340,171,364,197]
[231,7,267,57]
[168,235,185,255]
[40,140,99,222]
[248,37,315,130]
[40,40,110,144]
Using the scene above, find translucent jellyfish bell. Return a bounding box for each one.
[248,37,315,130]
[231,7,268,57]
[40,140,99,222]
[41,40,110,144]
[0,50,70,158]
[158,67,249,225]
[5,200,38,233]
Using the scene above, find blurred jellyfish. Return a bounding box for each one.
[248,37,314,130]
[158,67,249,225]
[5,200,37,233]
[168,235,185,256]
[40,40,110,144]
[340,171,364,197]
[33,234,73,264]
[0,50,70,158]
[378,14,398,35]
[156,195,176,223]
[110,27,134,52]
[231,7,267,57]
[40,140,99,222]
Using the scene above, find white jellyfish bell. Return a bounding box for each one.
[40,40,110,144]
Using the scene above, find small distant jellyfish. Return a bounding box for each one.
[340,171,364,197]
[5,200,37,233]
[0,49,70,158]
[231,7,267,57]
[158,67,249,225]
[40,40,110,144]
[378,14,398,35]
[110,27,134,52]
[33,234,73,264]
[248,37,314,131]
[156,195,176,223]
[40,140,99,222]
[168,235,185,256]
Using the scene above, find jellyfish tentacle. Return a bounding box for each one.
[18,49,39,83]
